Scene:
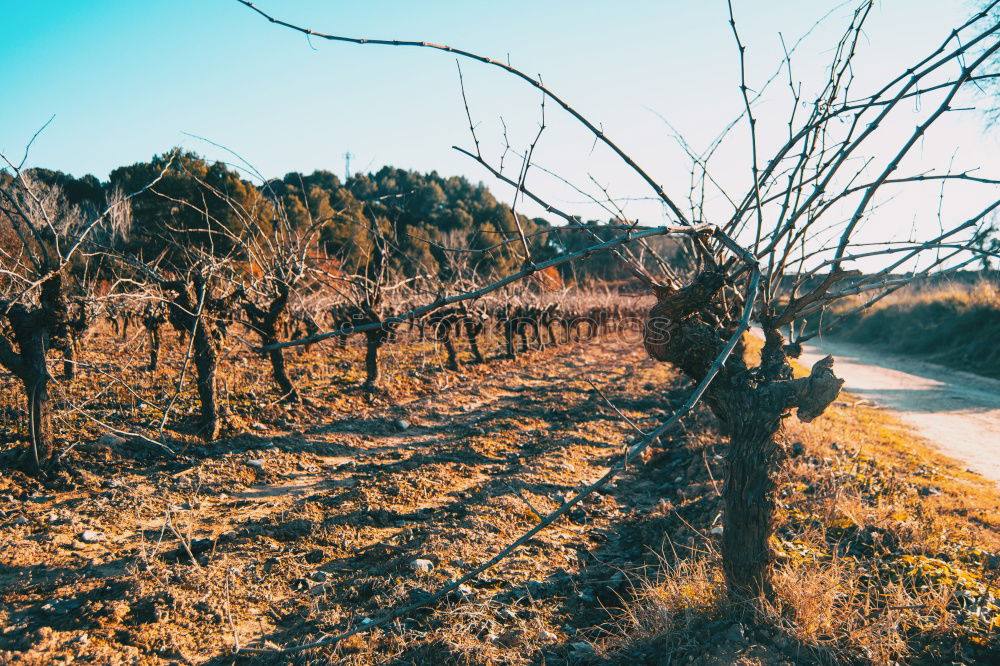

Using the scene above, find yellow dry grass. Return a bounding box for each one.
[606,335,1000,664]
[820,278,1000,379]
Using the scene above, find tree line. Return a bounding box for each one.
[20,151,676,285]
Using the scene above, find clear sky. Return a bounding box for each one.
[2,0,998,254]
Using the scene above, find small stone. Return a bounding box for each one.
[724,623,746,644]
[74,633,90,645]
[410,558,434,573]
[250,423,267,432]
[577,589,596,603]
[97,433,127,448]
[498,629,527,647]
[571,641,594,653]
[79,530,105,544]
[305,549,324,564]
[710,524,724,536]
[540,630,557,642]
[13,515,27,526]
[245,459,265,470]
[310,571,328,583]
[830,442,840,451]
[394,419,410,431]
[526,580,549,594]
[609,571,625,588]
[791,442,805,457]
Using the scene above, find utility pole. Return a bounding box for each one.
[343,151,352,181]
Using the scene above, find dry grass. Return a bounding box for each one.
[819,278,1000,378]
[596,336,1000,665]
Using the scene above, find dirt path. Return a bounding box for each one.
[799,338,1000,483]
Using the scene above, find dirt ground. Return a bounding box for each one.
[1,330,998,665]
[0,331,723,664]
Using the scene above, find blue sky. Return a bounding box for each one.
[2,0,998,254]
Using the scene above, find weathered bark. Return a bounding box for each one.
[465,321,485,363]
[362,329,384,391]
[267,340,299,402]
[20,342,55,465]
[147,322,161,372]
[719,353,843,598]
[21,377,53,464]
[62,336,76,380]
[443,335,459,370]
[61,300,88,380]
[242,290,300,403]
[720,404,783,599]
[191,321,220,441]
[504,320,516,359]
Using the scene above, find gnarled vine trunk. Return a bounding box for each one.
[715,393,784,599]
[147,322,161,372]
[62,337,76,380]
[163,275,235,441]
[191,319,221,440]
[644,274,844,601]
[19,338,55,465]
[243,288,300,403]
[362,327,387,392]
[0,276,68,470]
[268,342,297,401]
[143,305,165,372]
